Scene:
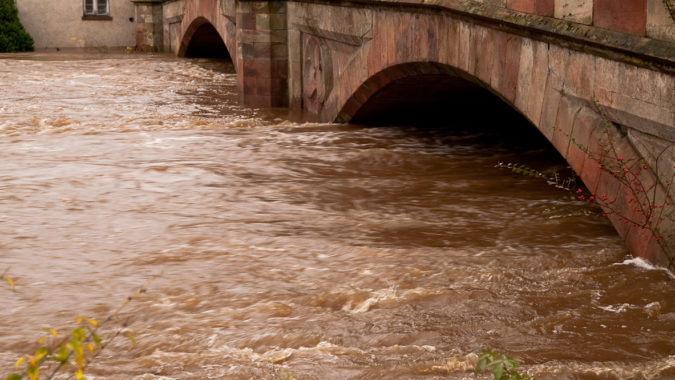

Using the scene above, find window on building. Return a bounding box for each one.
[83,0,109,16]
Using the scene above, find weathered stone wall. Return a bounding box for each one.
[287,2,373,114]
[162,0,187,53]
[16,0,136,49]
[174,0,236,58]
[132,0,164,51]
[235,1,289,106]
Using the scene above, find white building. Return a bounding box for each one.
[16,0,136,50]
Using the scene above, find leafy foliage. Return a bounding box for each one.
[277,368,294,380]
[5,317,102,380]
[0,0,34,52]
[2,268,15,290]
[4,278,154,380]
[474,350,536,380]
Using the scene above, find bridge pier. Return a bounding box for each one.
[236,1,289,107]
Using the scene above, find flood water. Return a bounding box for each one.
[0,53,673,379]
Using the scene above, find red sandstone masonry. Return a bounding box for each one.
[593,0,647,35]
[472,28,495,85]
[582,130,609,193]
[565,52,595,100]
[566,111,592,171]
[568,107,604,186]
[426,16,440,62]
[438,18,459,68]
[234,1,288,107]
[536,74,561,142]
[515,39,548,126]
[507,0,554,16]
[492,32,522,103]
[552,96,583,158]
[457,21,471,73]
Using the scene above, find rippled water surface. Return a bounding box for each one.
[0,53,673,379]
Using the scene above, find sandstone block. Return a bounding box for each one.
[237,12,256,30]
[565,51,595,100]
[553,95,583,158]
[593,0,647,35]
[515,39,548,125]
[538,74,562,141]
[647,0,675,41]
[472,28,495,85]
[554,0,593,24]
[457,21,472,73]
[437,18,459,67]
[507,0,554,16]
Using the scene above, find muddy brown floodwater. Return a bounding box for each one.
[0,53,673,380]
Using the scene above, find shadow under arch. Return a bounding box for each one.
[178,17,231,60]
[339,62,525,125]
[337,61,554,150]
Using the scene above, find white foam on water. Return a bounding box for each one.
[343,285,439,313]
[613,257,675,279]
[342,284,399,313]
[429,352,478,374]
[208,341,344,364]
[248,245,287,252]
[529,355,675,379]
[597,303,636,313]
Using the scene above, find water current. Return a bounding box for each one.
[0,53,673,379]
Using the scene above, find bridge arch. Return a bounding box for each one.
[174,0,237,64]
[336,62,526,127]
[318,20,673,269]
[179,17,231,59]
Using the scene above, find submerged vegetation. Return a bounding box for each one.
[0,0,34,52]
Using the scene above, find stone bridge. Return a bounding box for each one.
[131,0,675,271]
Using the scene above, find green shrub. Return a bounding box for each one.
[474,350,536,380]
[0,0,34,52]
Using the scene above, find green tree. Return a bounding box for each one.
[0,0,34,52]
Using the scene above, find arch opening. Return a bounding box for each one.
[337,62,614,250]
[345,64,555,153]
[183,22,231,59]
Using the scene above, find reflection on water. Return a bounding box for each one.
[0,52,673,379]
